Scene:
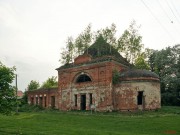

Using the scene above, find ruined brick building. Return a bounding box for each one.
[28,37,161,111]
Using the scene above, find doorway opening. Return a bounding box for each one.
[31,97,34,105]
[74,94,77,107]
[81,94,86,110]
[51,96,55,108]
[39,97,43,107]
[137,91,143,105]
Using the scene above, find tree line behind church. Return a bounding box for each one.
[59,20,180,106]
[27,76,58,91]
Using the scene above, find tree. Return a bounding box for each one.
[134,53,150,70]
[75,24,92,55]
[94,23,117,48]
[0,62,16,114]
[27,80,40,91]
[60,24,92,64]
[41,76,58,89]
[148,45,180,105]
[60,37,75,64]
[117,20,143,64]
[134,48,154,70]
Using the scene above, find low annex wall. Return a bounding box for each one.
[27,88,58,109]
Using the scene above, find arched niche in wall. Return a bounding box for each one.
[76,74,92,83]
[73,72,92,83]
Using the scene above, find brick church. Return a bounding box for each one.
[27,37,161,111]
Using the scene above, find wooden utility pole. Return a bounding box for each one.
[16,74,18,113]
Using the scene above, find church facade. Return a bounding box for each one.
[27,37,161,111]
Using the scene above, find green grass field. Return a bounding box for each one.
[0,106,180,135]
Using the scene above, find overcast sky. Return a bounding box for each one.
[0,0,180,91]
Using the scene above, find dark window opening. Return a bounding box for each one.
[36,97,38,105]
[89,93,92,105]
[44,97,47,107]
[137,91,143,105]
[76,74,91,83]
[75,94,77,107]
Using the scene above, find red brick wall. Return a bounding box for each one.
[27,88,58,108]
[113,80,161,111]
[57,59,126,111]
[74,54,92,65]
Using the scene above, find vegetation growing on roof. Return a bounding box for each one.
[41,76,58,89]
[27,80,40,91]
[59,21,144,65]
[84,35,120,58]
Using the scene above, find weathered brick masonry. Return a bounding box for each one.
[27,88,58,108]
[27,37,161,111]
[57,56,127,111]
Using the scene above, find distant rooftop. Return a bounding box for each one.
[17,90,23,97]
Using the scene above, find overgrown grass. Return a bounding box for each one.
[0,106,179,135]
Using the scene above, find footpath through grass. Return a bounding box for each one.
[0,106,180,135]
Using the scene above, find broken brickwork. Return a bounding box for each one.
[57,56,127,111]
[27,37,161,111]
[27,88,58,109]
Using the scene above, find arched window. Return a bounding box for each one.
[76,74,92,83]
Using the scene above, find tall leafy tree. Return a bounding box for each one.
[148,50,158,72]
[117,20,143,64]
[75,24,92,55]
[149,45,180,105]
[94,23,117,49]
[0,62,16,114]
[60,24,92,64]
[134,48,154,70]
[27,80,40,91]
[41,76,58,89]
[60,36,75,64]
[134,53,150,70]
